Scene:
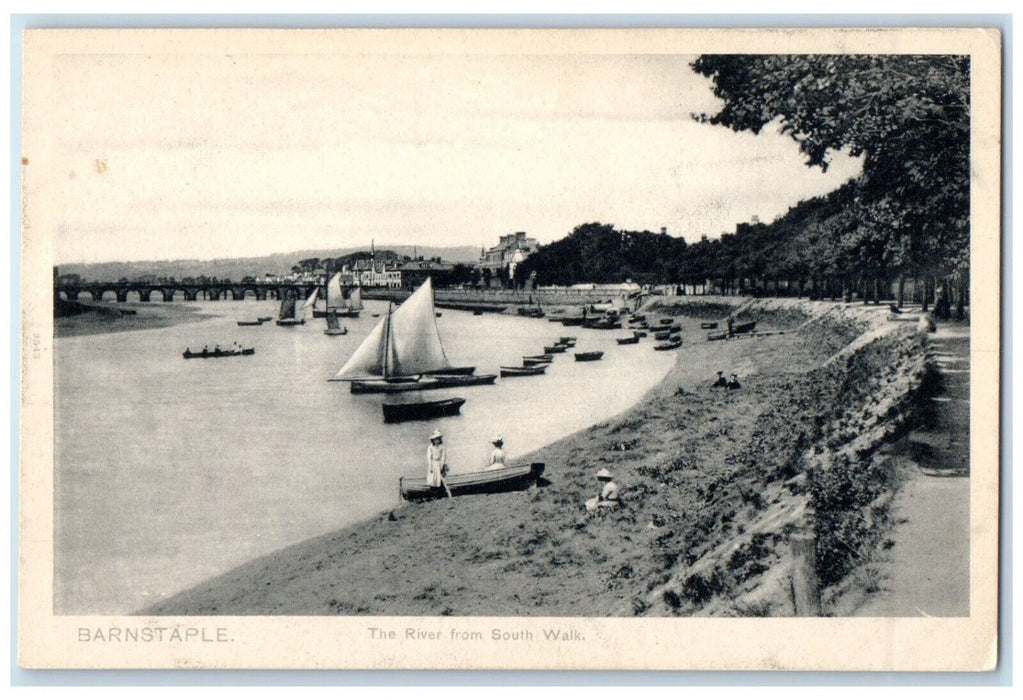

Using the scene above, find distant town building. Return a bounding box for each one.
[479,231,538,274]
[399,260,455,290]
[344,259,402,288]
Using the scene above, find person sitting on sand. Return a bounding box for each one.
[727,373,741,390]
[426,430,447,488]
[712,371,727,388]
[485,435,506,471]
[585,468,620,512]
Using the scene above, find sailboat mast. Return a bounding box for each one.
[382,302,392,379]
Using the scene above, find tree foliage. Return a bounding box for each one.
[690,54,970,278]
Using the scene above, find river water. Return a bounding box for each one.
[54,300,675,613]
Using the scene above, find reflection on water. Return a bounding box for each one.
[54,300,674,613]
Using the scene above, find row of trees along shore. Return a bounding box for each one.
[520,55,970,319]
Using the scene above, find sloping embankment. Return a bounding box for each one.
[144,298,931,617]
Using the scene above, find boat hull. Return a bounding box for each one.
[400,462,545,501]
[236,320,264,326]
[616,336,640,345]
[421,366,476,376]
[382,397,466,423]
[275,319,305,326]
[500,365,548,377]
[350,373,496,394]
[655,341,682,351]
[574,351,604,362]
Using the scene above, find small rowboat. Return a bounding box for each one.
[654,340,682,351]
[634,330,648,338]
[400,462,546,501]
[654,330,672,340]
[700,322,718,329]
[382,397,466,424]
[616,335,640,345]
[258,316,273,322]
[574,351,604,362]
[523,355,554,367]
[630,314,647,322]
[182,347,255,359]
[558,336,577,344]
[237,320,264,326]
[655,318,673,326]
[500,364,549,377]
[523,353,554,362]
[707,330,729,341]
[731,320,757,334]
[544,344,569,353]
[559,318,584,326]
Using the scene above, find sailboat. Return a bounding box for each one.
[329,278,492,393]
[324,312,348,336]
[276,288,316,326]
[314,273,363,318]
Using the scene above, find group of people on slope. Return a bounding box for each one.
[712,370,741,390]
[425,430,619,513]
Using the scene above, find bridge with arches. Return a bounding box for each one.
[55,281,320,304]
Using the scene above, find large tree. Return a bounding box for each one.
[691,55,970,310]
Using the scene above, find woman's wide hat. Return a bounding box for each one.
[595,468,613,480]
[430,430,443,441]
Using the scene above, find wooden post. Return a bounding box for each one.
[790,533,822,616]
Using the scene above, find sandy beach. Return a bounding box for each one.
[54,300,213,338]
[142,297,938,617]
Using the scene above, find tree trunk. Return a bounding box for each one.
[921,276,930,312]
[897,275,905,308]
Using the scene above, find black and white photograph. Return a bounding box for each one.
[18,26,1001,670]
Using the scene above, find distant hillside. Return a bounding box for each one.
[58,246,481,282]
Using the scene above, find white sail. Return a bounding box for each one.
[388,278,450,376]
[300,288,319,316]
[330,306,396,380]
[329,278,448,381]
[325,273,344,310]
[348,286,364,311]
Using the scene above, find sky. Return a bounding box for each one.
[38,44,863,264]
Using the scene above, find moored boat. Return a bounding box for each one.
[559,317,584,327]
[324,313,348,336]
[500,364,549,377]
[236,320,264,326]
[522,355,553,367]
[707,330,729,341]
[574,351,604,362]
[616,334,640,345]
[654,330,672,340]
[544,344,569,353]
[654,340,683,351]
[731,320,757,334]
[399,462,546,501]
[382,397,466,423]
[332,278,491,393]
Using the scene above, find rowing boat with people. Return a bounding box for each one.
[399,462,546,501]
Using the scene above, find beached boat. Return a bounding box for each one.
[707,330,729,341]
[544,344,569,353]
[257,316,273,322]
[500,364,549,377]
[559,317,584,327]
[616,335,640,345]
[276,290,315,327]
[574,351,604,362]
[236,320,264,326]
[331,278,493,394]
[654,340,682,351]
[634,330,648,338]
[731,320,757,334]
[399,462,546,501]
[382,397,466,424]
[324,313,348,336]
[182,347,255,359]
[654,330,672,341]
[558,336,577,345]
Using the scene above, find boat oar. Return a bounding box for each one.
[440,475,453,499]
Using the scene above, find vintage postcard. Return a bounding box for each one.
[18,26,1001,670]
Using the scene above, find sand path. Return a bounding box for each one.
[856,321,970,617]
